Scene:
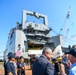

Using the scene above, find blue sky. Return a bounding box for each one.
[0,0,76,55]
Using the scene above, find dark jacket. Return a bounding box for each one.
[54,62,62,75]
[32,55,55,75]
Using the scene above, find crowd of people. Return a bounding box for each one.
[3,47,76,75]
[32,47,76,75]
[4,53,26,75]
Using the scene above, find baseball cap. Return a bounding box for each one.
[66,48,76,57]
[7,52,16,59]
[7,52,13,56]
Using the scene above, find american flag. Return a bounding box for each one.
[15,46,22,57]
[15,50,22,57]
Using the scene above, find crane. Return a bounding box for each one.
[60,7,70,46]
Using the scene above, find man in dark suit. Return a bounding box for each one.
[32,47,55,75]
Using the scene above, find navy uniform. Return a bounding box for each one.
[6,61,16,75]
[17,62,25,75]
[4,52,16,75]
